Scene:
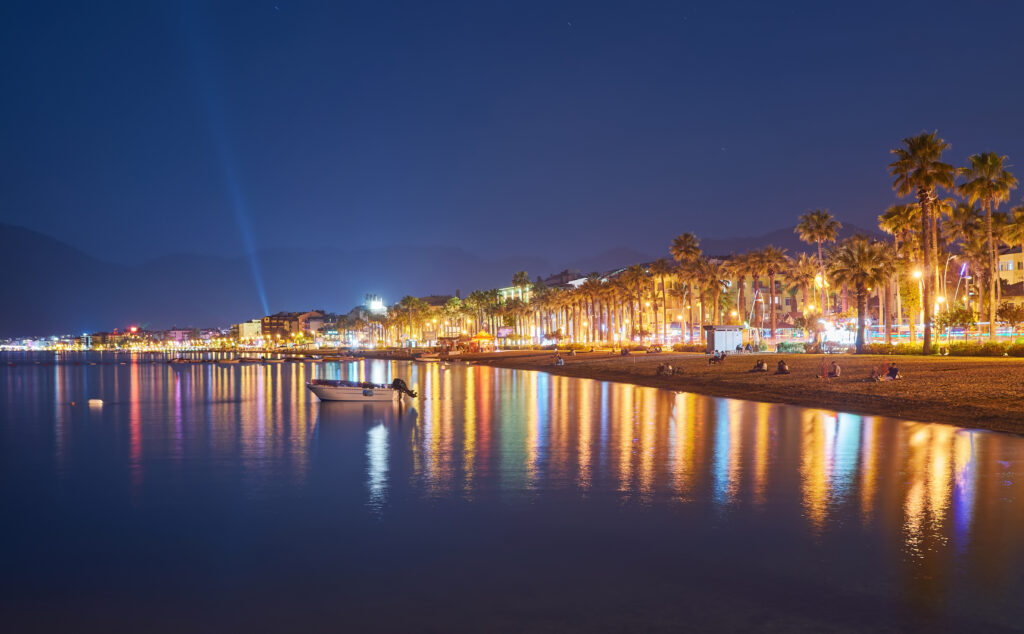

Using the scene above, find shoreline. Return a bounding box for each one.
[416,350,1024,435]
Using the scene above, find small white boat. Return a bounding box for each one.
[306,378,417,403]
[218,358,241,364]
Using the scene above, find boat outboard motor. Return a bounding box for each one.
[390,378,417,398]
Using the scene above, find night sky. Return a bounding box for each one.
[3,1,1024,265]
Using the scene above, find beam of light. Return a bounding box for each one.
[178,2,269,316]
[213,140,270,316]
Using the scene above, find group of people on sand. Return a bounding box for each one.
[747,359,791,374]
[869,362,902,382]
[656,362,679,376]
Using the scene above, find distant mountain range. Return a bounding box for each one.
[0,221,882,337]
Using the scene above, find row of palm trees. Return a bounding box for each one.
[340,130,1021,353]
[885,132,1020,354]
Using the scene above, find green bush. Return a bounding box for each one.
[756,340,772,352]
[894,343,924,355]
[943,342,1010,356]
[628,344,646,352]
[863,343,924,355]
[671,343,705,352]
[980,342,1009,357]
[1007,343,1024,357]
[946,342,982,356]
[775,341,807,353]
[556,343,589,351]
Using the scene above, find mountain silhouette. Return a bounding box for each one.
[0,221,881,337]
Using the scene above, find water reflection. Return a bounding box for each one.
[3,353,1024,626]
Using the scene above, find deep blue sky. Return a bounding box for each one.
[2,0,1023,265]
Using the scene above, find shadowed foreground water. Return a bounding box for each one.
[2,353,1023,632]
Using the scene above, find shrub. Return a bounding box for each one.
[775,341,807,353]
[756,340,772,352]
[556,343,589,351]
[979,342,1008,357]
[1007,343,1024,357]
[862,343,893,355]
[671,343,705,352]
[946,342,982,356]
[628,344,646,352]
[893,343,924,355]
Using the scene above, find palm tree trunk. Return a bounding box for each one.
[986,198,996,340]
[687,283,695,342]
[856,289,867,353]
[660,275,668,344]
[919,189,933,354]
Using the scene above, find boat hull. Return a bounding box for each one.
[306,382,398,402]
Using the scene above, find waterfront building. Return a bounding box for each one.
[236,319,262,340]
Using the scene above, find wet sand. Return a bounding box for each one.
[454,350,1024,434]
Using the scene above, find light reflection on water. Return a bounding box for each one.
[2,352,1023,630]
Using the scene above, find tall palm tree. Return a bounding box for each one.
[827,237,895,353]
[579,276,604,343]
[511,270,531,302]
[879,203,923,340]
[725,252,751,324]
[647,258,673,343]
[759,246,791,341]
[746,249,767,331]
[698,258,731,326]
[670,233,703,341]
[889,131,956,354]
[795,209,841,315]
[958,152,1019,340]
[786,253,818,314]
[1004,206,1024,281]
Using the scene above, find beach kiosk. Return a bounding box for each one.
[704,325,743,354]
[470,331,495,353]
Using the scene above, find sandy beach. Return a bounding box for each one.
[440,350,1024,434]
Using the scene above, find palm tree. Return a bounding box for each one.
[725,252,751,324]
[1004,206,1024,282]
[698,258,730,326]
[759,246,790,341]
[879,203,922,338]
[786,253,818,314]
[511,270,531,302]
[958,152,1019,340]
[670,233,703,342]
[795,209,841,315]
[579,276,604,343]
[889,131,956,354]
[746,249,767,332]
[827,237,895,353]
[647,258,673,343]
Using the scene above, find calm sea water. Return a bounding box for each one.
[2,352,1023,632]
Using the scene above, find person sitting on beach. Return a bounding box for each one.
[817,361,841,379]
[749,359,768,373]
[744,343,753,352]
[775,359,790,374]
[620,347,630,356]
[553,353,564,366]
[885,362,901,380]
[657,363,674,376]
